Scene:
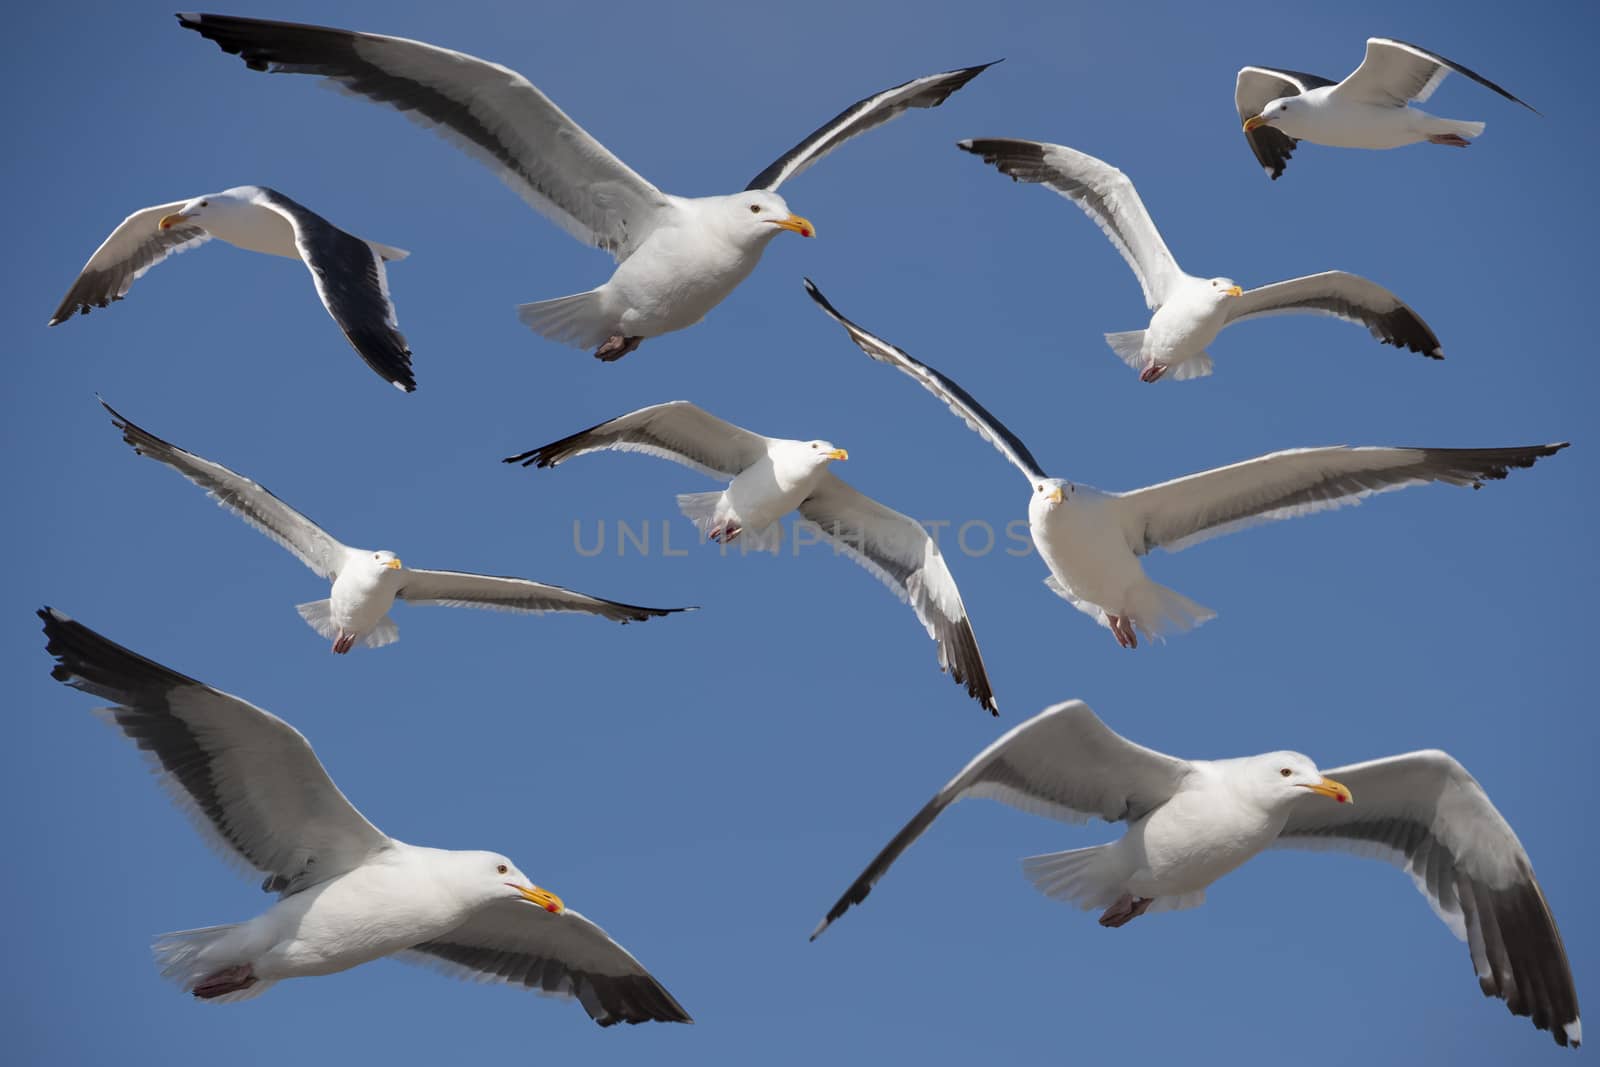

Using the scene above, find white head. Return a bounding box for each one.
[1205,276,1245,304]
[1029,477,1074,518]
[773,438,848,480]
[711,190,815,248]
[356,549,405,577]
[156,187,257,232]
[442,850,565,914]
[1243,97,1302,133]
[1233,752,1353,811]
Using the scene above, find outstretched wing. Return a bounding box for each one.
[49,200,211,325]
[1333,38,1538,112]
[1228,271,1442,358]
[504,400,773,480]
[397,568,690,624]
[1234,66,1337,180]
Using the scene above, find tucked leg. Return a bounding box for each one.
[594,335,643,362]
[1427,134,1471,147]
[1139,362,1167,383]
[193,964,256,999]
[1098,894,1154,928]
[1107,614,1139,649]
[332,631,357,655]
[708,521,742,544]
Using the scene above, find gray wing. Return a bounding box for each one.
[804,280,1048,483]
[1115,443,1568,557]
[796,473,996,714]
[503,400,773,479]
[1234,67,1338,180]
[1227,271,1443,358]
[101,398,349,580]
[49,200,212,325]
[396,568,691,624]
[252,188,416,392]
[178,13,670,262]
[402,901,691,1026]
[812,700,1190,939]
[957,139,1182,309]
[1334,38,1538,112]
[1277,751,1579,1048]
[41,608,390,897]
[746,62,996,191]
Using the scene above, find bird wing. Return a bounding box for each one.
[178,13,671,262]
[41,608,390,897]
[503,400,773,479]
[1226,271,1443,358]
[745,62,996,191]
[102,398,349,580]
[1276,750,1579,1048]
[804,280,1048,483]
[1114,443,1568,557]
[396,567,690,624]
[1234,67,1340,180]
[1333,38,1538,112]
[48,200,213,325]
[811,700,1191,938]
[402,901,691,1027]
[253,188,416,391]
[796,472,996,714]
[957,138,1183,309]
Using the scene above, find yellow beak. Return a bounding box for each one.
[1242,115,1267,132]
[157,212,190,230]
[509,882,565,913]
[1300,776,1353,805]
[824,448,848,461]
[1225,285,1243,297]
[1048,486,1064,504]
[385,558,404,570]
[772,214,816,238]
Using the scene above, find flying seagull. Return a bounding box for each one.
[178,12,992,362]
[810,699,1580,1048]
[101,399,690,653]
[805,280,1566,648]
[958,138,1442,382]
[505,400,997,713]
[39,607,691,1025]
[1237,38,1538,180]
[50,185,416,392]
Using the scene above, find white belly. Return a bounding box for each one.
[1285,102,1429,149]
[1124,786,1280,898]
[207,206,303,260]
[722,457,818,532]
[609,226,765,337]
[1034,492,1147,615]
[330,567,399,636]
[1146,284,1226,365]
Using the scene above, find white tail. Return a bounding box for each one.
[516,288,615,349]
[1125,579,1216,642]
[1433,118,1486,140]
[367,241,410,262]
[296,601,400,649]
[152,925,274,1003]
[363,615,400,649]
[1104,330,1146,371]
[675,492,782,553]
[1170,351,1214,381]
[1021,845,1124,910]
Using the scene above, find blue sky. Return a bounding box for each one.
[5,0,1594,1062]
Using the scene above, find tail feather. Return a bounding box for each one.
[1021,845,1124,910]
[1126,579,1215,642]
[367,241,409,262]
[675,492,782,553]
[516,288,615,349]
[1170,351,1214,381]
[296,599,338,640]
[152,925,275,1003]
[363,614,400,649]
[1104,330,1146,370]
[1433,118,1486,140]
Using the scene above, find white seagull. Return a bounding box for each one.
[958,138,1443,382]
[102,400,690,653]
[51,185,416,391]
[810,699,1580,1048]
[505,400,997,713]
[806,280,1567,649]
[40,607,691,1025]
[178,12,992,362]
[1237,38,1538,180]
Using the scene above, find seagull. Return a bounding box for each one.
[101,399,690,653]
[1237,38,1539,180]
[958,138,1443,382]
[805,280,1567,648]
[178,12,993,363]
[504,400,997,713]
[810,698,1580,1047]
[38,607,691,1025]
[50,185,416,392]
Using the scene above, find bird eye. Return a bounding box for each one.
[1279,768,1292,778]
[748,204,761,213]
[496,864,508,875]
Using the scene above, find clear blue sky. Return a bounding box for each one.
[5,0,1593,1062]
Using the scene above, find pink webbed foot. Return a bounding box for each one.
[708,522,742,544]
[332,631,357,655]
[193,963,256,999]
[1107,614,1139,649]
[1139,362,1167,383]
[1098,894,1154,928]
[594,335,643,362]
[1427,134,1471,147]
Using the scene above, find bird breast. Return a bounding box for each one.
[329,563,400,631]
[1129,783,1284,895]
[204,203,302,260]
[610,215,768,334]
